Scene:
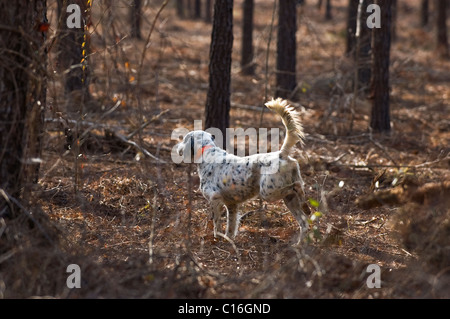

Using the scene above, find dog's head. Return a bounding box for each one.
[176,130,216,163]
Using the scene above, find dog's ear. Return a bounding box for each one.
[190,137,195,155]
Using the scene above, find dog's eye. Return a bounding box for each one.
[211,135,215,141]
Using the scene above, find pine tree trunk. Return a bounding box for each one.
[176,0,184,18]
[421,0,429,27]
[358,0,372,89]
[370,0,392,132]
[346,0,358,56]
[57,0,91,116]
[187,0,193,18]
[325,0,332,20]
[241,0,254,75]
[0,0,47,217]
[194,0,201,19]
[205,0,212,23]
[391,0,397,42]
[436,0,449,58]
[276,0,297,99]
[130,0,142,39]
[205,0,233,148]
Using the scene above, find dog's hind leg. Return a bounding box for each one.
[283,192,310,244]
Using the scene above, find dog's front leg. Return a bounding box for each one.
[226,204,239,239]
[210,200,223,238]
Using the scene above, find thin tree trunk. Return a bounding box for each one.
[276,0,297,99]
[358,0,372,90]
[130,0,142,39]
[421,0,429,27]
[57,0,91,117]
[370,0,392,132]
[325,0,332,20]
[205,0,234,148]
[391,0,397,42]
[205,0,213,23]
[436,0,449,58]
[241,0,254,75]
[194,0,201,19]
[346,0,358,56]
[176,0,184,18]
[57,0,93,193]
[187,0,193,18]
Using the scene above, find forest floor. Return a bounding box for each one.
[3,0,449,298]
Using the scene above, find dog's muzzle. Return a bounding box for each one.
[176,138,195,162]
[176,142,184,156]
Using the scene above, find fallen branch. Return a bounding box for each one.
[104,129,167,163]
[334,154,449,170]
[45,108,170,163]
[231,102,263,112]
[369,136,399,166]
[127,109,170,140]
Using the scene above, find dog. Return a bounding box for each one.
[176,98,310,244]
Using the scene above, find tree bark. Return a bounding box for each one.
[241,0,254,75]
[346,0,358,56]
[205,0,234,148]
[0,0,47,217]
[358,0,372,89]
[276,0,297,99]
[391,0,397,42]
[187,0,193,18]
[176,0,184,18]
[57,0,91,117]
[325,0,332,20]
[370,0,392,132]
[421,0,429,27]
[130,0,142,39]
[436,0,449,58]
[205,0,213,23]
[194,0,201,19]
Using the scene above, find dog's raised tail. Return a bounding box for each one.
[265,98,304,157]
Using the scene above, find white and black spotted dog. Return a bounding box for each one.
[176,98,310,244]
